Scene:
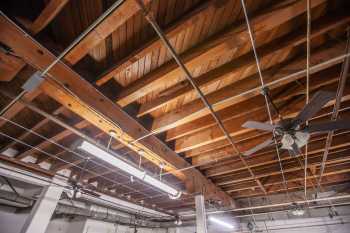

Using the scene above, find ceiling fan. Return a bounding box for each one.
[241,91,350,157]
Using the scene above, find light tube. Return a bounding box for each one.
[78,141,145,179]
[209,217,235,229]
[143,174,178,196]
[77,141,180,198]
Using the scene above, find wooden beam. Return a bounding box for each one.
[15,120,90,160]
[0,16,234,206]
[1,0,68,82]
[63,0,151,65]
[167,66,342,142]
[0,107,65,154]
[115,0,327,107]
[206,136,350,179]
[0,51,26,82]
[192,107,350,169]
[23,0,69,35]
[95,0,219,86]
[174,84,350,153]
[0,88,41,128]
[223,163,350,193]
[216,147,350,187]
[0,154,55,177]
[137,15,350,117]
[151,42,346,134]
[231,170,350,198]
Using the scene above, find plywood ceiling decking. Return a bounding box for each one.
[0,0,350,214]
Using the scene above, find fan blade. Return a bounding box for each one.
[242,121,276,132]
[294,91,335,125]
[243,138,274,156]
[291,143,301,157]
[307,119,350,133]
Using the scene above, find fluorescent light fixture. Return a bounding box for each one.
[77,141,181,198]
[209,217,235,229]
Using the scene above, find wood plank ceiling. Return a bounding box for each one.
[0,0,350,213]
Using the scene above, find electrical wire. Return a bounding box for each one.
[0,120,174,201]
[0,130,155,198]
[0,165,173,219]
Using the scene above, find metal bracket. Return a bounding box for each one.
[22,71,44,92]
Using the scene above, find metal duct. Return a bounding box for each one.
[55,203,165,228]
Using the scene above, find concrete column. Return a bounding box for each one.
[20,176,65,233]
[195,195,208,233]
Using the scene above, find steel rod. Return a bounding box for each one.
[136,0,267,195]
[240,0,290,199]
[316,30,350,195]
[182,194,350,216]
[305,0,312,200]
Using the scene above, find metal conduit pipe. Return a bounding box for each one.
[0,190,34,208]
[181,194,350,217]
[54,203,165,228]
[53,199,350,228]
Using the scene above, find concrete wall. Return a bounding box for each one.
[45,218,168,233]
[0,206,30,233]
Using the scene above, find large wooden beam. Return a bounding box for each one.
[63,0,151,65]
[0,16,234,206]
[151,42,346,134]
[137,15,350,117]
[95,0,219,86]
[1,0,69,82]
[115,0,327,107]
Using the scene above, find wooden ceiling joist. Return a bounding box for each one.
[177,85,350,154]
[205,137,349,178]
[0,106,65,154]
[115,0,326,108]
[18,0,70,35]
[95,0,221,86]
[224,163,350,193]
[63,0,151,65]
[150,41,346,134]
[0,14,234,206]
[137,14,350,117]
[15,120,90,160]
[215,145,350,186]
[169,65,343,144]
[0,0,68,82]
[231,170,350,198]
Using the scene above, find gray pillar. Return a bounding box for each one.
[20,176,65,233]
[195,195,208,233]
